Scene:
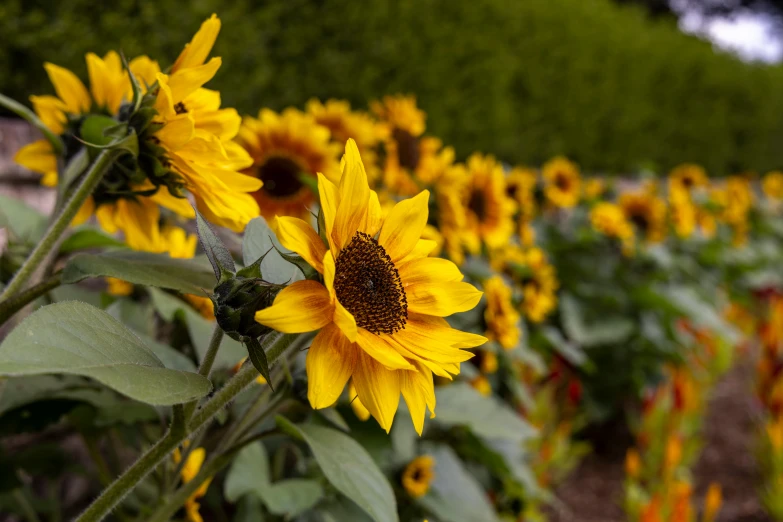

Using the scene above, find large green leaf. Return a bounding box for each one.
[59,227,126,253]
[0,194,47,243]
[276,417,397,522]
[263,480,323,517]
[63,251,216,295]
[225,442,271,502]
[0,302,212,405]
[434,383,536,443]
[417,444,500,522]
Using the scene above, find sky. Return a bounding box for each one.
[676,6,783,62]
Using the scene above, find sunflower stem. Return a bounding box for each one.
[0,149,122,302]
[0,272,62,326]
[0,93,64,155]
[74,333,297,522]
[182,326,224,421]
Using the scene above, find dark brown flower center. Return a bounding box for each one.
[630,212,650,233]
[174,102,187,115]
[393,128,420,171]
[468,189,487,221]
[411,467,424,482]
[334,232,407,335]
[555,172,571,191]
[258,156,304,199]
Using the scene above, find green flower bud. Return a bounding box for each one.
[213,276,281,343]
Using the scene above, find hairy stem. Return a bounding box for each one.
[182,326,224,420]
[0,272,62,326]
[0,149,121,302]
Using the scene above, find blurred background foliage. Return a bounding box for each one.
[2,0,783,175]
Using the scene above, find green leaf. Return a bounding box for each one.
[0,302,212,405]
[264,479,323,517]
[59,226,126,254]
[63,251,216,295]
[106,298,155,338]
[560,293,587,344]
[276,417,398,522]
[58,148,89,197]
[541,326,587,366]
[0,194,47,243]
[433,383,536,443]
[580,317,635,347]
[225,442,271,502]
[417,444,500,522]
[195,208,235,282]
[246,337,273,390]
[242,217,302,284]
[317,407,350,432]
[122,52,143,112]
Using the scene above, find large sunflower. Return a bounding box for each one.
[483,275,522,350]
[237,108,340,221]
[542,157,581,209]
[372,95,454,193]
[254,140,486,434]
[619,191,667,243]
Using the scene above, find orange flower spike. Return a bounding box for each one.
[702,483,723,522]
[625,448,642,480]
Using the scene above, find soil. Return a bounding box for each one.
[544,360,774,522]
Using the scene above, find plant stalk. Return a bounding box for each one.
[182,326,224,420]
[74,333,296,522]
[0,272,62,326]
[0,149,121,302]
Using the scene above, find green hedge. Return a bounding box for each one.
[3,0,783,175]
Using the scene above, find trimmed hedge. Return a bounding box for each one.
[2,0,783,175]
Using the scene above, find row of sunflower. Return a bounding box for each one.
[2,12,783,522]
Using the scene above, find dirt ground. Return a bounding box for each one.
[544,361,773,522]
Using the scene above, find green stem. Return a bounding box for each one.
[182,327,224,420]
[74,333,296,522]
[12,488,41,522]
[82,435,113,487]
[0,272,62,326]
[0,149,121,302]
[0,93,64,155]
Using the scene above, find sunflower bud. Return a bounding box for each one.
[213,276,279,343]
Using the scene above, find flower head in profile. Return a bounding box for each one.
[237,108,340,221]
[483,275,522,350]
[542,156,581,209]
[401,455,435,498]
[619,190,667,244]
[254,139,486,434]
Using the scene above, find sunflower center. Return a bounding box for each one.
[334,232,408,335]
[683,176,694,189]
[555,173,571,191]
[630,212,649,233]
[393,129,420,171]
[468,189,487,221]
[258,157,304,199]
[411,467,424,482]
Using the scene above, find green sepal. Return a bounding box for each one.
[121,51,143,113]
[195,208,236,283]
[246,337,274,391]
[274,245,319,280]
[236,248,272,279]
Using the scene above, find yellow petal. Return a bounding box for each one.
[72,197,95,227]
[30,95,67,134]
[355,329,415,370]
[317,173,339,251]
[273,216,326,274]
[118,199,162,252]
[398,257,464,287]
[128,55,161,91]
[361,190,382,237]
[148,186,196,218]
[14,140,57,181]
[172,14,221,72]
[167,57,221,104]
[156,113,196,151]
[44,62,90,114]
[306,324,357,409]
[397,239,438,266]
[254,280,333,333]
[334,300,358,343]
[95,204,119,234]
[407,282,483,317]
[407,314,487,349]
[378,190,430,263]
[352,350,402,433]
[333,139,370,251]
[400,362,436,435]
[86,52,117,113]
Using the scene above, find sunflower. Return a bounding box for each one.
[306,98,385,182]
[236,108,340,221]
[763,171,783,201]
[506,167,539,244]
[668,163,708,202]
[619,191,667,243]
[401,455,435,498]
[471,375,493,397]
[254,140,486,434]
[670,199,697,239]
[348,382,371,422]
[583,177,606,200]
[174,447,212,522]
[371,95,454,192]
[483,275,522,350]
[590,202,635,255]
[491,245,558,323]
[435,168,471,264]
[542,156,581,209]
[15,15,260,244]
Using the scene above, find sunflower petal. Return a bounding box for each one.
[407,314,488,349]
[273,216,326,274]
[306,324,356,409]
[355,330,414,370]
[397,239,438,266]
[172,14,221,72]
[44,62,90,114]
[407,281,483,317]
[334,300,358,343]
[14,140,57,182]
[352,351,402,433]
[400,362,436,435]
[318,173,339,251]
[254,280,333,333]
[378,190,430,263]
[399,257,464,287]
[333,139,370,251]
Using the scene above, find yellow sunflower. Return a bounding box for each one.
[174,447,212,522]
[763,171,783,201]
[371,95,454,192]
[471,375,493,397]
[670,199,697,239]
[491,245,558,323]
[349,382,372,422]
[506,167,539,245]
[590,202,635,255]
[254,140,486,434]
[668,163,708,202]
[483,275,522,350]
[401,455,435,498]
[583,177,606,200]
[236,108,340,221]
[542,156,581,209]
[619,191,667,243]
[306,98,385,182]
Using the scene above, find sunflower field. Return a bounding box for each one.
[2,12,783,522]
